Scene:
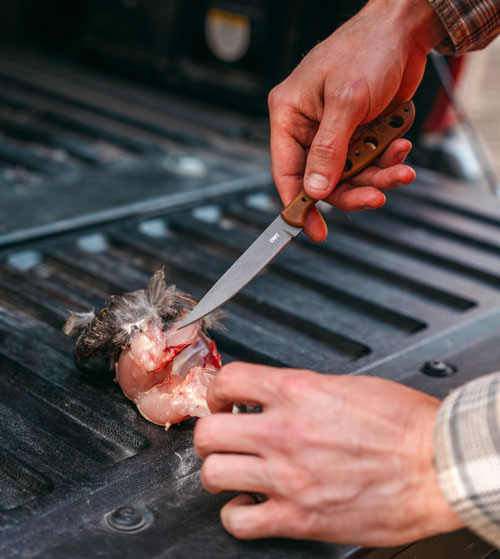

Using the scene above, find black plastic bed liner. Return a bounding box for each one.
[1,49,500,559]
[0,49,270,247]
[2,182,500,558]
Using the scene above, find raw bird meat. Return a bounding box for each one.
[63,269,223,429]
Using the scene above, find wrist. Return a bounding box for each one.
[408,399,465,538]
[366,0,447,53]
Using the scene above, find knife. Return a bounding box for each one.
[178,101,415,329]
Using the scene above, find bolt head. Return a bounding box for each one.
[106,506,146,532]
[421,360,457,377]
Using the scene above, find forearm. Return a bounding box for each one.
[435,372,500,548]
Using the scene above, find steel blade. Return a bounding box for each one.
[178,215,302,329]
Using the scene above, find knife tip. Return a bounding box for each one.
[176,314,198,331]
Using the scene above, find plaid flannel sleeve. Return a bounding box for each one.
[434,372,500,548]
[427,0,500,54]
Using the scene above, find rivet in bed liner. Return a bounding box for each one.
[77,233,108,253]
[421,360,457,377]
[7,250,41,271]
[138,218,169,238]
[192,205,221,223]
[245,193,273,211]
[105,505,153,532]
[163,154,207,177]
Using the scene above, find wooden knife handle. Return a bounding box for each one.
[280,100,415,228]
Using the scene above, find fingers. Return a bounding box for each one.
[270,143,306,207]
[394,59,427,103]
[304,207,328,242]
[302,102,411,203]
[323,138,415,211]
[269,105,328,242]
[269,104,311,207]
[271,174,329,242]
[325,164,415,212]
[375,139,412,168]
[303,97,363,200]
[194,413,265,459]
[206,362,280,412]
[347,164,416,190]
[221,495,293,540]
[328,186,387,212]
[269,103,412,239]
[200,453,268,494]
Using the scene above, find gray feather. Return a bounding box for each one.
[63,268,224,367]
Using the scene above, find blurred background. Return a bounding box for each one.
[461,40,500,178]
[0,0,498,185]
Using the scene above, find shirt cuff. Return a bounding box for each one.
[427,0,500,55]
[434,372,500,548]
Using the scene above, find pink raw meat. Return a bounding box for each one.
[63,269,223,429]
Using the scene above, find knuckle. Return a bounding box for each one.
[272,461,311,497]
[193,416,214,456]
[267,87,277,108]
[261,372,281,397]
[348,79,370,108]
[218,361,240,382]
[225,516,252,540]
[200,455,219,493]
[214,363,239,393]
[269,106,291,131]
[285,508,311,539]
[309,140,338,162]
[281,371,314,401]
[215,361,260,399]
[325,77,368,108]
[267,85,284,109]
[268,419,301,453]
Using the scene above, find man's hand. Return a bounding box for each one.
[194,363,463,545]
[268,0,446,241]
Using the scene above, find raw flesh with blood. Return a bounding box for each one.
[63,269,223,429]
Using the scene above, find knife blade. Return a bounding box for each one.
[178,101,415,329]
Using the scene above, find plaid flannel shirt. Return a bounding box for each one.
[435,372,500,548]
[428,0,500,54]
[423,0,500,546]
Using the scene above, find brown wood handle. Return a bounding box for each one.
[280,100,416,228]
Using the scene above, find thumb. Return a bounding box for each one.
[304,105,359,199]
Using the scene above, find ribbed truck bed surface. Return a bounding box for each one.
[1,48,500,559]
[2,182,500,558]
